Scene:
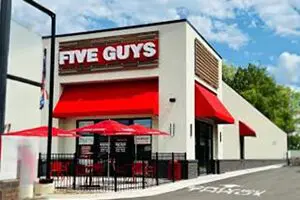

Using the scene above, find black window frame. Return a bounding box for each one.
[75,117,152,159]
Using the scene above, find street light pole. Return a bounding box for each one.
[0,0,12,134]
[23,0,56,181]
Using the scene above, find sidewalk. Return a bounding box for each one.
[38,164,285,200]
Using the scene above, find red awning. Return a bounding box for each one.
[53,79,158,118]
[239,121,256,137]
[195,82,234,124]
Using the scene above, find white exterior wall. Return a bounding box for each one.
[1,20,42,199]
[186,24,223,160]
[222,82,287,159]
[42,22,189,155]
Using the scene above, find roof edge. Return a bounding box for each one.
[42,19,187,39]
[42,18,221,59]
[185,20,222,59]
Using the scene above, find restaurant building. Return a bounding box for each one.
[41,19,287,175]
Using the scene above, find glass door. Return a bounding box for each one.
[195,121,213,175]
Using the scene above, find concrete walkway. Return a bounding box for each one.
[37,164,285,200]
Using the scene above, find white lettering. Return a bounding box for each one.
[59,51,70,65]
[87,48,98,62]
[252,190,266,197]
[60,41,158,66]
[116,45,130,60]
[188,184,266,197]
[188,186,204,191]
[130,43,144,58]
[238,189,253,196]
[75,49,87,63]
[68,51,75,64]
[201,186,219,193]
[103,46,116,61]
[216,188,238,194]
[143,42,156,57]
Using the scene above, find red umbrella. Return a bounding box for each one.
[3,126,78,137]
[73,120,136,135]
[129,124,169,136]
[72,120,136,178]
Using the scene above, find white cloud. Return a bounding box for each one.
[248,19,258,28]
[245,0,300,36]
[189,16,249,50]
[11,0,300,50]
[269,52,300,87]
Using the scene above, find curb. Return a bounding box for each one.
[40,164,285,200]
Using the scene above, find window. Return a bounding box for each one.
[133,119,152,128]
[76,118,152,161]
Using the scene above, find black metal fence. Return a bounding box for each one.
[38,152,187,192]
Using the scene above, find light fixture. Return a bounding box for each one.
[169,98,176,103]
[169,122,175,137]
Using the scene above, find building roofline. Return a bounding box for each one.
[42,18,222,59]
[185,20,222,59]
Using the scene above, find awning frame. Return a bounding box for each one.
[195,81,235,124]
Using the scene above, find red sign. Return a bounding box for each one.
[59,39,159,68]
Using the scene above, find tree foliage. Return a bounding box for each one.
[223,63,299,133]
[288,135,300,150]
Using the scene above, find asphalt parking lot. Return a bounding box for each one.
[127,166,300,200]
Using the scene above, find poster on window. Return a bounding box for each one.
[113,138,128,153]
[79,136,94,145]
[135,136,151,145]
[80,145,92,157]
[114,141,127,153]
[78,121,94,134]
[99,142,109,153]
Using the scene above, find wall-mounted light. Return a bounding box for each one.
[220,132,222,142]
[190,124,193,137]
[169,98,176,103]
[169,122,175,137]
[173,123,175,136]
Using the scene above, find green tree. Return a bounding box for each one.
[222,63,237,85]
[223,63,296,133]
[291,91,300,133]
[288,135,300,150]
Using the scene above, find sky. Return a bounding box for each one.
[12,0,300,89]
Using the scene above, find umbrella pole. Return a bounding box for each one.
[135,136,137,161]
[107,136,110,179]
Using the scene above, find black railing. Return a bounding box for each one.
[37,152,187,191]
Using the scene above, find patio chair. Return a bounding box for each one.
[51,161,69,178]
[132,161,143,182]
[76,164,88,176]
[146,164,156,178]
[92,162,105,186]
[93,162,105,176]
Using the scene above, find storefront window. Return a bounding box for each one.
[133,119,152,127]
[77,121,94,158]
[76,118,152,161]
[133,119,152,160]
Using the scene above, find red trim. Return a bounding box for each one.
[53,79,159,118]
[239,121,256,137]
[195,82,234,124]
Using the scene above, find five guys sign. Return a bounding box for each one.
[59,31,159,75]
